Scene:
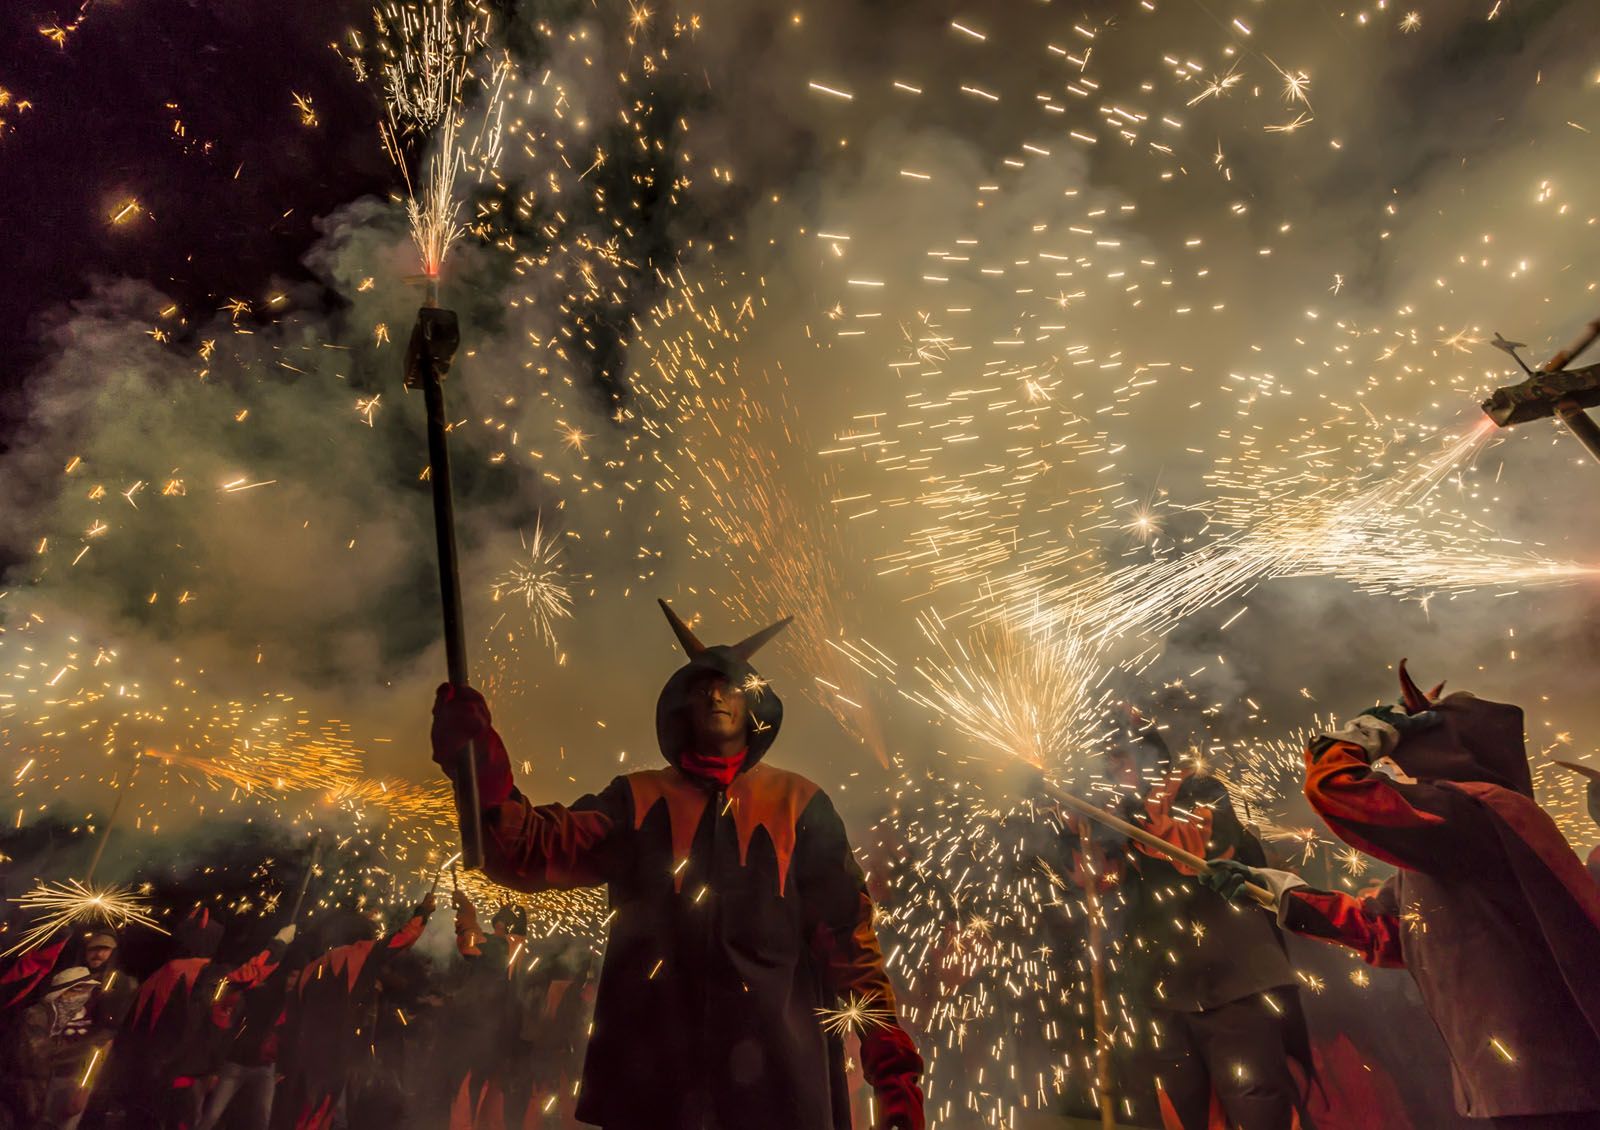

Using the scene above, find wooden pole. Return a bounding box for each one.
[85,752,140,884]
[1082,860,1118,1130]
[1039,780,1277,909]
[287,836,323,923]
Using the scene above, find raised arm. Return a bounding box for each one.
[1203,859,1406,968]
[381,894,436,952]
[430,684,627,891]
[0,928,69,1008]
[794,790,925,1130]
[1304,713,1500,875]
[1278,878,1406,968]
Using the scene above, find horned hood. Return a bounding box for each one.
[654,600,789,770]
[1391,660,1532,797]
[173,905,223,960]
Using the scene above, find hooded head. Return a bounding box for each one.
[173,905,223,960]
[1097,707,1173,796]
[1389,660,1532,797]
[654,600,790,770]
[491,903,523,936]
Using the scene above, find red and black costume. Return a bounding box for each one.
[1272,664,1600,1126]
[278,904,430,1130]
[0,928,72,1010]
[1064,724,1310,1130]
[431,601,924,1130]
[115,908,285,1129]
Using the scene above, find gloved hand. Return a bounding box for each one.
[873,1073,925,1130]
[1360,703,1442,736]
[861,1025,925,1130]
[431,683,514,807]
[1200,859,1260,904]
[274,924,297,945]
[1320,703,1443,761]
[453,893,483,957]
[417,892,438,918]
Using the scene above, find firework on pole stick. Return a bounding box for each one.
[287,835,324,924]
[1041,780,1277,909]
[406,308,484,869]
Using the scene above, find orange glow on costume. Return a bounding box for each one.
[627,763,820,895]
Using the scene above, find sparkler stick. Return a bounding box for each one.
[287,836,323,924]
[1039,781,1277,909]
[406,306,484,870]
[84,751,139,884]
[429,850,461,900]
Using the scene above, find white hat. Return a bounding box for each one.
[43,966,96,1000]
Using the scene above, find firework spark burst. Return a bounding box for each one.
[4,879,167,958]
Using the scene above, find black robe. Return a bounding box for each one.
[481,759,894,1130]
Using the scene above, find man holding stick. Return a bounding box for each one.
[1059,716,1311,1130]
[1205,663,1600,1129]
[429,601,923,1130]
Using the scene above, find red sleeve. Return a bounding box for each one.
[480,780,628,892]
[795,791,922,1087]
[1,934,68,1008]
[1132,772,1219,875]
[1279,879,1406,968]
[1304,739,1499,874]
[454,901,483,958]
[384,915,427,951]
[225,944,283,988]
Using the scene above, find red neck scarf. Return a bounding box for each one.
[678,747,747,787]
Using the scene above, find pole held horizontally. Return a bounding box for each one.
[1040,780,1277,909]
[407,306,485,870]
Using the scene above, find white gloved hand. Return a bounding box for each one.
[274,924,297,944]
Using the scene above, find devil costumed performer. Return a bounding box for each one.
[1206,662,1600,1129]
[429,600,925,1130]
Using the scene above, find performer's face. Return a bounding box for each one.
[686,673,749,744]
[85,944,115,971]
[1105,747,1144,792]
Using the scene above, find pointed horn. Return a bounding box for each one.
[657,599,706,658]
[1397,659,1429,714]
[730,615,793,662]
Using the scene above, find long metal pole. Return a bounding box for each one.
[1556,401,1600,463]
[417,319,485,870]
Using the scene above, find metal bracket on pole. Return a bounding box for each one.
[1482,315,1600,465]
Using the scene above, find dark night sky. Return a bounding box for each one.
[1,1,392,399]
